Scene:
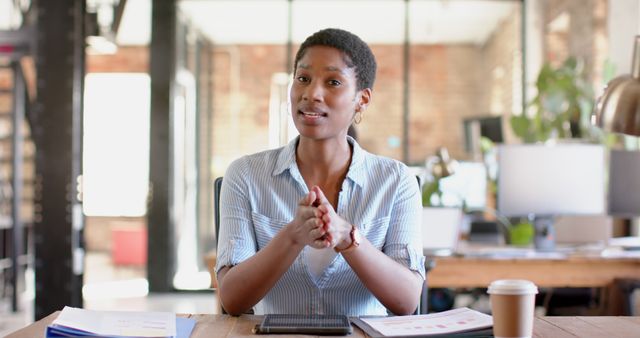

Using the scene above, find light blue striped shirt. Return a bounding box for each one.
[215,136,425,316]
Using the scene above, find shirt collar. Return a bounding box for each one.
[272,136,367,188]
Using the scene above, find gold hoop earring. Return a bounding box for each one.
[354,111,363,124]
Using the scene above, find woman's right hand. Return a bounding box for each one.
[286,191,330,249]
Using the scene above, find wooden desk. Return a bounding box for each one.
[427,254,640,315]
[428,255,640,288]
[7,312,640,338]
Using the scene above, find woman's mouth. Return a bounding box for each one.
[299,110,328,118]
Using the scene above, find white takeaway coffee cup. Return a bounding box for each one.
[487,279,538,338]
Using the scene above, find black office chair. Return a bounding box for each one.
[214,176,430,315]
[613,278,640,315]
[214,176,223,248]
[416,175,432,315]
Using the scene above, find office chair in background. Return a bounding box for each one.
[214,176,430,315]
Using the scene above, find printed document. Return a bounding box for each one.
[358,307,492,336]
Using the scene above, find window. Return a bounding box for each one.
[82,73,150,216]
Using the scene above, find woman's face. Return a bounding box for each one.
[290,45,370,141]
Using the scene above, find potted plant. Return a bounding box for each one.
[510,58,596,143]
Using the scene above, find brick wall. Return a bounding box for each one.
[359,44,484,163]
[360,45,404,160]
[87,46,149,73]
[407,45,482,163]
[211,45,287,177]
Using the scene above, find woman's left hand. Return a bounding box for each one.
[312,186,353,250]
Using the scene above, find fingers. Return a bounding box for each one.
[308,218,325,237]
[312,237,331,248]
[299,190,318,207]
[298,205,322,221]
[294,188,339,249]
[304,218,331,249]
[313,189,336,220]
[317,207,350,249]
[318,204,332,216]
[312,186,330,206]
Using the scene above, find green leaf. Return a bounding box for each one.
[422,180,440,207]
[479,136,495,153]
[510,115,531,141]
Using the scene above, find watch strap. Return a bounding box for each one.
[334,224,360,253]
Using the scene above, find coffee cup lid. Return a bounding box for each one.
[487,279,538,295]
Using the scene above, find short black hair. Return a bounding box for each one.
[293,28,377,91]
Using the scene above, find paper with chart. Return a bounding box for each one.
[52,306,177,337]
[359,307,493,336]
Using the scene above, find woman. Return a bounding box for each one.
[216,28,424,316]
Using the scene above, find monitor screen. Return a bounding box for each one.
[497,144,606,217]
[438,162,487,211]
[463,116,503,155]
[609,149,640,216]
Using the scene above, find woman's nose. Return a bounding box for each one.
[303,81,323,101]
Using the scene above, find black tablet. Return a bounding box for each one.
[253,314,353,335]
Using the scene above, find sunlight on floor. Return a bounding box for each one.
[83,278,149,300]
[81,252,219,314]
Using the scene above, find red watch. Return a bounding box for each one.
[334,224,361,253]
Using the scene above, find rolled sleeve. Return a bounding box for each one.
[215,158,258,274]
[383,165,426,280]
[384,244,426,280]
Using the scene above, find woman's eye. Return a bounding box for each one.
[296,76,309,83]
[328,79,341,86]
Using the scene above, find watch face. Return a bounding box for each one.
[352,227,361,246]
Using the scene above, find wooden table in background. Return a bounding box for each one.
[428,255,640,314]
[7,312,640,338]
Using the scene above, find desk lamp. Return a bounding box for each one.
[593,35,640,135]
[431,147,457,178]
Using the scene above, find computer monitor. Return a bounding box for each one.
[438,161,487,211]
[464,116,504,157]
[497,144,606,250]
[498,144,606,217]
[609,149,640,217]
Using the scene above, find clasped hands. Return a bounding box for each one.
[288,186,352,250]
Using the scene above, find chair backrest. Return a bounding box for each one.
[213,177,232,314]
[213,175,430,315]
[214,177,223,247]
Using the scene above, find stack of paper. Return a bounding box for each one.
[46,306,196,338]
[353,307,493,337]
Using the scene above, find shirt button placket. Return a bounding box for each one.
[337,182,350,218]
[317,289,324,314]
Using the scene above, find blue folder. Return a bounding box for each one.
[45,316,196,338]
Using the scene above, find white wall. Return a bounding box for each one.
[608,0,640,76]
[524,0,544,107]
